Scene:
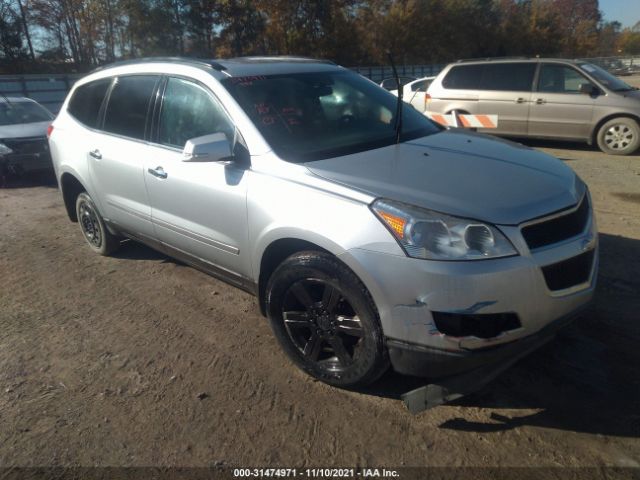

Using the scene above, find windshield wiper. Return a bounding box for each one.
[387,50,402,144]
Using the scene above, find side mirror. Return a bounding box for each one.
[579,83,597,95]
[182,133,232,162]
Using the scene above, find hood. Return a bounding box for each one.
[305,130,584,225]
[0,121,50,140]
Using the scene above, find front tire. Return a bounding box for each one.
[266,251,389,387]
[75,192,119,256]
[596,117,640,156]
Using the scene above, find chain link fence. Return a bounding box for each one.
[0,73,81,114]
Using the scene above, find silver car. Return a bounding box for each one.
[49,57,597,389]
[427,58,640,155]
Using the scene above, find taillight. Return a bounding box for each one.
[46,124,54,138]
[424,93,431,111]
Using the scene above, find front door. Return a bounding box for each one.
[144,77,250,282]
[528,63,596,140]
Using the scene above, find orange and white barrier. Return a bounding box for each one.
[425,112,499,129]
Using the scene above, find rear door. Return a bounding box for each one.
[528,63,596,140]
[87,75,160,240]
[144,76,250,281]
[476,62,536,136]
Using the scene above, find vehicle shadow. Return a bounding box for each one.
[362,232,640,438]
[508,137,640,160]
[516,137,596,153]
[111,239,173,262]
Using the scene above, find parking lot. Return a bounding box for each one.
[0,138,638,469]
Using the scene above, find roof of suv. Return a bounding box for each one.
[92,56,343,78]
[454,57,584,65]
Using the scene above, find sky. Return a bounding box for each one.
[599,0,640,28]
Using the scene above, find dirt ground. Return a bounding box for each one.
[0,139,639,470]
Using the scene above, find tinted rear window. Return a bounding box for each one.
[103,76,158,140]
[67,79,111,128]
[479,63,535,91]
[442,65,483,89]
[443,63,536,91]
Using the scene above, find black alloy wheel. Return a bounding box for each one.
[266,251,388,387]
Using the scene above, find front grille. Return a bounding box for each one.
[522,196,590,250]
[2,136,48,155]
[432,311,521,339]
[542,250,595,291]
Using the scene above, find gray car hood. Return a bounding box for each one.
[306,130,584,225]
[0,121,50,139]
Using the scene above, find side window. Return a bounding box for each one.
[103,75,158,140]
[480,63,536,91]
[411,80,428,92]
[158,77,234,149]
[67,79,111,128]
[442,65,483,90]
[538,64,590,93]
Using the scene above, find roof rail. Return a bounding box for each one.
[456,56,534,63]
[91,56,223,73]
[227,55,336,65]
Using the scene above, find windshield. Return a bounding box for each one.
[222,70,441,162]
[0,101,53,126]
[579,63,633,91]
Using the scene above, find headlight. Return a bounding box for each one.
[372,199,517,260]
[0,142,12,156]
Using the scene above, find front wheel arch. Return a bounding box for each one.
[257,238,330,317]
[60,172,87,222]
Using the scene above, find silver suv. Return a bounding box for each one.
[49,57,597,389]
[427,58,640,155]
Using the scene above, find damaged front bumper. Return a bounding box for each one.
[399,307,586,413]
[339,221,598,381]
[388,305,586,379]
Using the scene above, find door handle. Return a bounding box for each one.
[535,98,546,105]
[515,97,526,103]
[147,166,168,179]
[89,149,102,160]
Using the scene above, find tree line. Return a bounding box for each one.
[1,0,639,74]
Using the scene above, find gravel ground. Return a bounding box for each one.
[0,140,639,470]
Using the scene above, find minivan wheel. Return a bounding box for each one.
[596,117,640,155]
[266,251,389,387]
[75,192,119,256]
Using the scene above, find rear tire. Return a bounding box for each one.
[596,117,640,156]
[266,251,389,387]
[75,192,119,256]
